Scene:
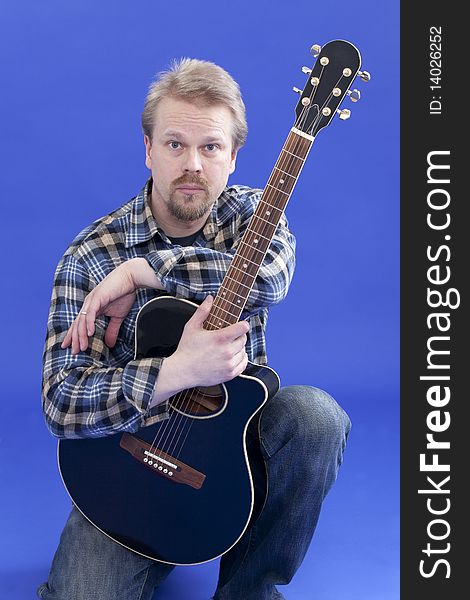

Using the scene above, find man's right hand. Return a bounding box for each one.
[150,295,249,407]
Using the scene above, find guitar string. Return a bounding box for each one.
[145,129,309,468]
[144,61,331,466]
[143,91,319,465]
[144,67,353,475]
[168,133,310,459]
[147,135,308,468]
[202,62,322,326]
[144,61,340,469]
[171,67,357,458]
[158,134,308,467]
[158,124,314,463]
[144,66,327,466]
[144,58,358,496]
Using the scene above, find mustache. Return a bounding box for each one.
[171,175,209,191]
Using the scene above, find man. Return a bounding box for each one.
[39,58,351,600]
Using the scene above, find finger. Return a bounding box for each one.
[77,313,87,352]
[71,321,80,355]
[64,296,100,354]
[61,328,72,349]
[104,317,123,348]
[76,309,91,352]
[188,295,213,328]
[69,311,89,354]
[230,349,248,378]
[78,300,100,351]
[231,333,247,353]
[220,320,250,342]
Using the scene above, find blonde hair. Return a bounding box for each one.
[141,58,248,150]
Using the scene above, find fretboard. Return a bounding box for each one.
[204,128,313,331]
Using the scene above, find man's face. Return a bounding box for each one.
[144,96,238,223]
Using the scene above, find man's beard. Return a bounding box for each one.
[168,175,213,222]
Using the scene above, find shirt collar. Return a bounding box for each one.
[125,179,162,248]
[125,178,243,248]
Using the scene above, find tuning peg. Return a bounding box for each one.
[310,44,322,57]
[358,70,371,82]
[336,108,351,120]
[302,66,312,75]
[292,87,302,94]
[347,89,361,102]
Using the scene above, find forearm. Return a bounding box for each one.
[145,230,296,315]
[42,355,168,439]
[42,254,169,439]
[127,257,166,290]
[148,353,188,409]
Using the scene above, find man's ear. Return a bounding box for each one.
[229,148,238,175]
[144,135,152,169]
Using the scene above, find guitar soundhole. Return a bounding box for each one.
[170,385,225,417]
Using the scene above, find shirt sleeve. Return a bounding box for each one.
[145,194,296,316]
[42,254,169,439]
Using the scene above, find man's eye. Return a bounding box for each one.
[169,141,181,149]
[206,144,218,152]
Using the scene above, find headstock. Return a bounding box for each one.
[293,40,370,137]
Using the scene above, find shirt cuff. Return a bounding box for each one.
[121,356,170,427]
[145,248,185,295]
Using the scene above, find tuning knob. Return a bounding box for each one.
[292,87,302,94]
[358,70,371,82]
[347,89,361,102]
[302,66,312,75]
[310,44,322,57]
[336,108,351,120]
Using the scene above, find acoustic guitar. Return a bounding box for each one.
[58,40,368,565]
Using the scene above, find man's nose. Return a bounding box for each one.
[182,148,202,173]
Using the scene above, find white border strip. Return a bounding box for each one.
[291,126,314,141]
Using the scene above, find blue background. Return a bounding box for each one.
[0,1,399,598]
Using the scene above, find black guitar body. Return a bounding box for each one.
[59,296,280,565]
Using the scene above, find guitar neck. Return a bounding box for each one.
[204,127,313,331]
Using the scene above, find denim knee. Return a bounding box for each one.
[294,385,351,442]
[260,385,351,459]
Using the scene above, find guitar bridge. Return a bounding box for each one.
[119,432,205,489]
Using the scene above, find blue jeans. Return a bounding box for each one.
[37,386,351,600]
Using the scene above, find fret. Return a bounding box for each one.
[268,174,296,195]
[286,130,311,149]
[204,315,231,328]
[222,275,252,291]
[273,166,297,180]
[215,293,245,310]
[257,194,285,213]
[229,264,256,280]
[232,254,260,269]
[205,321,231,331]
[266,183,290,196]
[280,148,304,161]
[266,181,295,197]
[250,214,277,228]
[210,125,314,331]
[235,242,269,261]
[257,200,284,214]
[209,303,242,319]
[250,211,278,227]
[238,239,268,257]
[242,229,272,243]
[275,160,304,179]
[281,142,308,161]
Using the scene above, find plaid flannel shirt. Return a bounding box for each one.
[42,179,296,439]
